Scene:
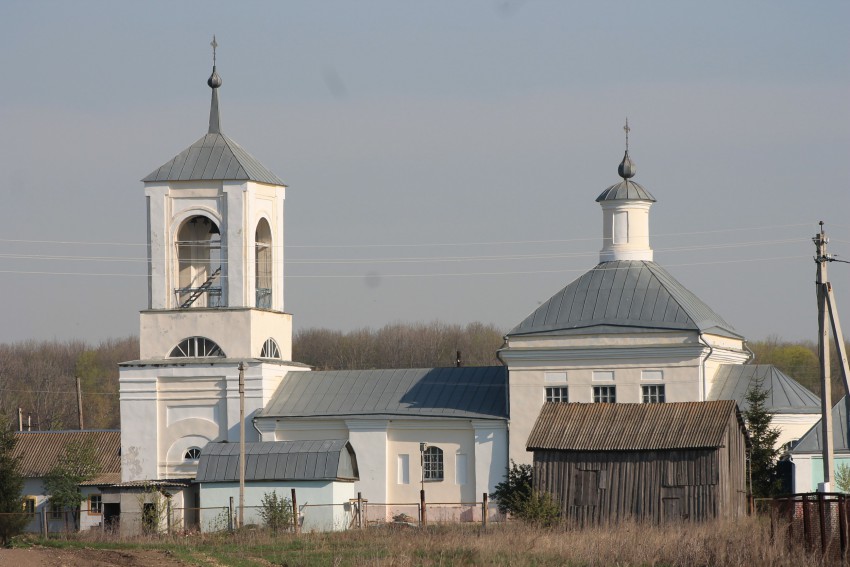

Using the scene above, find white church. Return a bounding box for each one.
[115,54,821,530]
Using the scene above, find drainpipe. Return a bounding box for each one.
[495,336,511,472]
[743,341,755,364]
[698,333,714,402]
[251,416,266,441]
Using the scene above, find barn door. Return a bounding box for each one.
[662,497,682,523]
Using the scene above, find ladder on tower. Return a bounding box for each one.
[180,267,222,308]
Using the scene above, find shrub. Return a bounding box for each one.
[259,491,293,532]
[513,490,560,526]
[490,461,532,516]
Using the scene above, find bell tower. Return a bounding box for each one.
[139,37,291,361]
[120,39,307,483]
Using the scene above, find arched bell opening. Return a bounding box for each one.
[255,218,273,308]
[175,215,223,308]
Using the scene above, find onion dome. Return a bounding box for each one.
[596,150,656,202]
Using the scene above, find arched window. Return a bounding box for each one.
[255,218,273,308]
[176,215,223,308]
[423,446,444,481]
[260,338,281,359]
[184,447,202,461]
[169,337,225,358]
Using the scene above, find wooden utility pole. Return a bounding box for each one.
[238,362,245,528]
[814,222,850,491]
[75,376,84,430]
[815,222,834,489]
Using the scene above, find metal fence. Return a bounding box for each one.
[772,492,850,563]
[6,493,508,537]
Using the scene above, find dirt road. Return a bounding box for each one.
[0,547,188,567]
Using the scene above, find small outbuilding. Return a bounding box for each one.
[526,400,748,524]
[13,430,121,532]
[195,439,359,532]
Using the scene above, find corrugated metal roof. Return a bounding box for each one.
[709,364,820,414]
[194,440,358,483]
[596,179,656,202]
[11,430,121,479]
[507,260,741,339]
[143,132,285,186]
[526,400,742,451]
[790,396,850,454]
[108,479,193,489]
[259,366,508,420]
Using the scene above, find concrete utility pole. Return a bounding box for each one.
[238,362,245,528]
[814,222,850,492]
[815,222,834,490]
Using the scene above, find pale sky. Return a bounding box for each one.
[0,1,848,345]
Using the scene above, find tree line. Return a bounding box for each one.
[0,324,847,431]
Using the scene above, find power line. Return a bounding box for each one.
[0,221,824,251]
[0,237,813,266]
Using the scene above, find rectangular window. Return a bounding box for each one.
[642,370,663,381]
[642,384,666,403]
[397,454,410,485]
[544,371,567,383]
[423,446,444,481]
[50,504,62,520]
[545,387,569,403]
[22,497,36,515]
[456,453,467,485]
[592,370,614,382]
[613,211,629,244]
[89,494,103,515]
[593,386,616,403]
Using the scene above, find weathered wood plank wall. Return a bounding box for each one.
[533,415,747,525]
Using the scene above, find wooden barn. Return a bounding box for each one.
[526,400,748,524]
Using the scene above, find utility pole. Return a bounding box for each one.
[238,362,245,529]
[815,222,834,490]
[75,376,84,430]
[814,222,850,492]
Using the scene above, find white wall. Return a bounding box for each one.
[199,481,354,532]
[119,360,306,481]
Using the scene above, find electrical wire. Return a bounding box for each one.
[0,221,827,251]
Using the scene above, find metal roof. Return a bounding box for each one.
[11,430,121,480]
[790,396,850,454]
[708,364,820,414]
[259,366,508,420]
[194,440,358,483]
[596,179,656,202]
[143,66,285,186]
[108,479,193,489]
[143,132,285,186]
[507,260,741,339]
[526,400,743,452]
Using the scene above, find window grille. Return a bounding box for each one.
[260,338,281,359]
[642,384,666,403]
[545,387,569,403]
[89,495,103,514]
[169,337,225,358]
[423,446,444,481]
[184,447,202,460]
[593,385,616,403]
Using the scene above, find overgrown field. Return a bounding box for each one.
[9,516,818,567]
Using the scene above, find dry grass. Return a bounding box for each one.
[26,516,819,567]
